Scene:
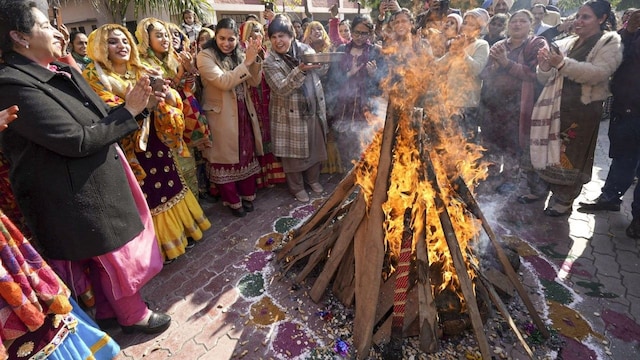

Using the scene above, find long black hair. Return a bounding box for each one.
[203,17,243,68]
[584,0,617,31]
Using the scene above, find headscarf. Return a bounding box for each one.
[498,0,514,11]
[165,22,190,54]
[136,18,179,80]
[447,13,463,33]
[483,0,515,12]
[84,24,187,181]
[464,8,491,29]
[86,24,147,95]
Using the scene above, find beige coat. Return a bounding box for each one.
[436,39,490,108]
[537,31,622,105]
[197,49,264,164]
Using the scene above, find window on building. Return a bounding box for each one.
[125,21,137,41]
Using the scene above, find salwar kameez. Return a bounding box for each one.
[250,76,286,188]
[0,212,119,360]
[137,120,211,260]
[529,33,606,212]
[83,61,211,261]
[208,98,260,207]
[49,145,163,325]
[281,114,328,194]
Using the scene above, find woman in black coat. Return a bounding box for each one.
[0,0,171,334]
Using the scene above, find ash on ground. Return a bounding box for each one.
[278,254,563,360]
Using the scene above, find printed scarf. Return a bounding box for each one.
[529,71,563,169]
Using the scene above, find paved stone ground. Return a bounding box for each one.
[110,119,640,360]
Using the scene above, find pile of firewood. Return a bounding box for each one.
[277,102,549,359]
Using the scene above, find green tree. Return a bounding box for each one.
[88,0,214,24]
[363,0,484,19]
[615,0,640,10]
[557,0,640,12]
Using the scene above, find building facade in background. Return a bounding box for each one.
[55,0,368,35]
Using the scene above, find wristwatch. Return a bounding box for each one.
[135,108,151,121]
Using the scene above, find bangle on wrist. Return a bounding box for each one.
[556,59,566,71]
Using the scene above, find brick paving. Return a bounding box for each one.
[110,118,640,359]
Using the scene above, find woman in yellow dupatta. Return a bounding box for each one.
[162,20,216,203]
[83,24,211,263]
[136,18,211,201]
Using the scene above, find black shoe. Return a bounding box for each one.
[121,311,171,334]
[544,208,571,217]
[242,200,254,212]
[230,207,246,218]
[185,238,196,249]
[199,192,219,203]
[578,198,620,212]
[626,218,640,239]
[95,317,119,330]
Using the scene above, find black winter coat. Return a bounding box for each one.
[0,52,144,261]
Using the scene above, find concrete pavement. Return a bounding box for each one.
[110,118,640,359]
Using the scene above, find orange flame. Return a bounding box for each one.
[354,39,488,307]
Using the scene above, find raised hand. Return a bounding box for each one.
[244,37,263,66]
[124,76,152,115]
[490,43,508,66]
[0,105,19,131]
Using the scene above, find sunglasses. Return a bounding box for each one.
[352,30,371,37]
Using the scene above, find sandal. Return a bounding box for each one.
[517,194,541,204]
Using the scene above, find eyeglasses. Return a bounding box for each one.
[352,30,371,38]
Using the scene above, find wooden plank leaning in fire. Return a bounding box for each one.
[309,191,366,302]
[353,104,398,358]
[422,149,492,360]
[415,109,438,353]
[473,263,535,359]
[277,169,356,261]
[453,176,551,340]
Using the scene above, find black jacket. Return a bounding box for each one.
[0,52,144,260]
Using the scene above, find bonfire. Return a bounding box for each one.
[278,40,549,359]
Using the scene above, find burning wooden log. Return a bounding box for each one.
[415,209,438,353]
[454,176,550,340]
[277,94,546,359]
[353,104,398,357]
[420,144,491,359]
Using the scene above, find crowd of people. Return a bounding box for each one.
[0,0,637,357]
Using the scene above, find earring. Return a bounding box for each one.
[25,43,29,49]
